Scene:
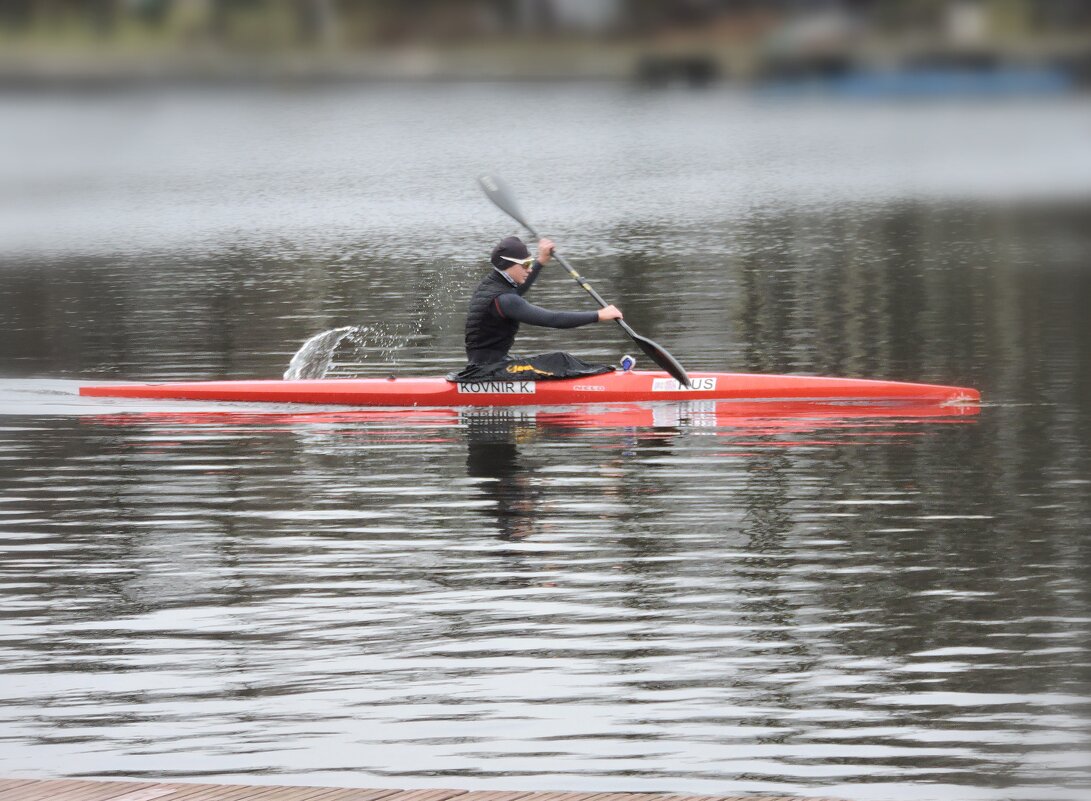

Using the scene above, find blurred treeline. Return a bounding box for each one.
[2,0,1090,86]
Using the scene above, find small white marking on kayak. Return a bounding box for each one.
[571,385,606,391]
[652,377,717,391]
[456,381,536,394]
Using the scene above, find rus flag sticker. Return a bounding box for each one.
[652,377,717,392]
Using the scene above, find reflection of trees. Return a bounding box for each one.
[8,202,1087,393]
[0,248,475,379]
[603,202,1091,392]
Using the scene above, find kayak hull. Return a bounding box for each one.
[79,370,980,407]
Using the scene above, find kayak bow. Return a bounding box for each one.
[80,370,979,407]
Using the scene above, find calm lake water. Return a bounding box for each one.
[1,86,1089,801]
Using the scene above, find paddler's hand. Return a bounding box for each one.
[597,305,623,322]
[536,238,555,264]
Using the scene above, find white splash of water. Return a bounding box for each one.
[283,266,475,379]
[283,324,414,379]
[283,326,358,380]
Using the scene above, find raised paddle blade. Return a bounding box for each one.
[626,327,692,388]
[478,174,538,237]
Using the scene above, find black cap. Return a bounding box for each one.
[490,236,529,269]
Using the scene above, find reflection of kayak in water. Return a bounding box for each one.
[84,399,980,429]
[80,369,979,408]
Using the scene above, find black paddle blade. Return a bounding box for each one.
[478,174,537,236]
[629,329,692,388]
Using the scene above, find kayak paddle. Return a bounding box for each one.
[478,174,692,388]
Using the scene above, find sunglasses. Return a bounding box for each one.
[501,256,535,269]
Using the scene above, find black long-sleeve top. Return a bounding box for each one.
[463,262,598,364]
[493,291,598,328]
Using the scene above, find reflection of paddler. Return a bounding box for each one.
[464,412,540,541]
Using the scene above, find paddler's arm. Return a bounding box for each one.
[517,238,554,296]
[495,294,619,328]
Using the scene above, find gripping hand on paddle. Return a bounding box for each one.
[536,238,555,264]
[598,305,623,322]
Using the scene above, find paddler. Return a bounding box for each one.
[449,235,623,383]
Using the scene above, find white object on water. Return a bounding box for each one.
[283,326,358,380]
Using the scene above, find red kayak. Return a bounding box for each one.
[80,370,980,407]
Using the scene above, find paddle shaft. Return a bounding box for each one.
[518,221,639,337]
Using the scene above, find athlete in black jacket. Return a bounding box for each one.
[463,235,622,365]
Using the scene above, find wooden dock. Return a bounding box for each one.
[0,778,844,801]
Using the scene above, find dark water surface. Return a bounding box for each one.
[1,86,1089,801]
